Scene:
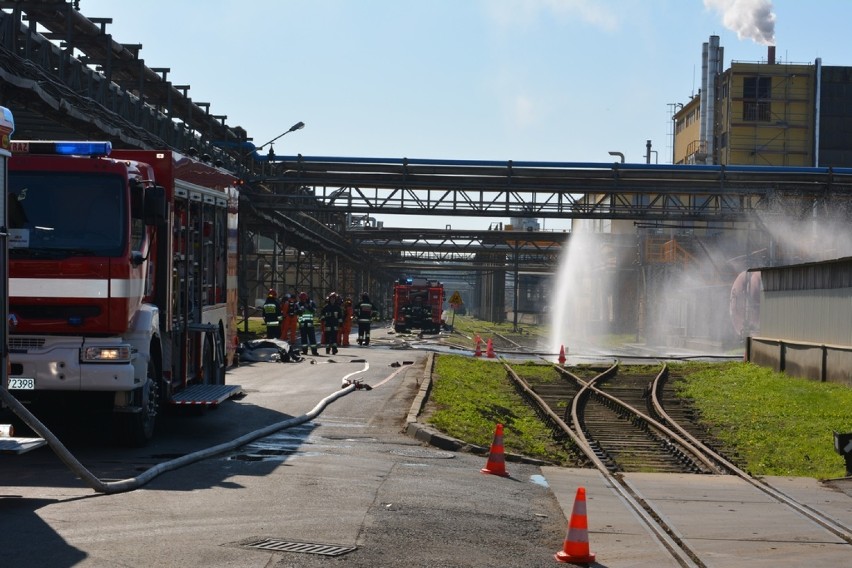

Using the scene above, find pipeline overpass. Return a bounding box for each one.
[255,154,852,222]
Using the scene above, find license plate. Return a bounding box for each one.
[8,377,35,390]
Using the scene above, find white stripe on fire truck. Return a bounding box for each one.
[9,278,142,298]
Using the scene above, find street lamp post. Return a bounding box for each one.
[256,121,305,159]
[608,151,625,163]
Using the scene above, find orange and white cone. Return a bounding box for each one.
[480,423,510,477]
[555,486,596,564]
[474,335,482,357]
[558,345,566,365]
[486,338,495,358]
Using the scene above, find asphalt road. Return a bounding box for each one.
[1,333,570,567]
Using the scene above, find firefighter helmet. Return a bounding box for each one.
[267,289,277,298]
[299,291,308,301]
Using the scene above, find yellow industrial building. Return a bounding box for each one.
[673,38,848,168]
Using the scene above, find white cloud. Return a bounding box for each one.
[704,0,776,45]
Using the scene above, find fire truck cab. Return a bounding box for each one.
[392,277,444,334]
[4,141,241,445]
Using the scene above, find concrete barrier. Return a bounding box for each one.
[747,336,852,386]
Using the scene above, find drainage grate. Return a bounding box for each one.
[244,538,356,557]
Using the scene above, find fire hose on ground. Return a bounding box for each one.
[0,363,370,494]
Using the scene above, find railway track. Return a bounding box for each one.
[442,327,544,358]
[511,362,723,474]
[501,357,852,566]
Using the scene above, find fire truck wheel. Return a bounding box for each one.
[122,358,160,446]
[202,335,225,386]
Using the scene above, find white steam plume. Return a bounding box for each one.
[705,0,776,46]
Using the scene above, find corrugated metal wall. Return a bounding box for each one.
[760,288,852,345]
[758,258,852,345]
[762,259,852,291]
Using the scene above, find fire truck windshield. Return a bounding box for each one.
[7,172,126,257]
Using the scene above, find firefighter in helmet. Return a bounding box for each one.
[279,293,292,344]
[356,293,374,346]
[262,289,282,339]
[296,291,319,356]
[339,297,354,347]
[283,291,300,347]
[321,292,344,354]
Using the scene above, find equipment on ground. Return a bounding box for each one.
[341,378,372,390]
[392,277,444,334]
[4,140,242,445]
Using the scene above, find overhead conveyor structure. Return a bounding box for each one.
[254,155,852,223]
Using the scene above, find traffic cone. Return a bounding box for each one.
[474,335,482,357]
[558,345,566,365]
[486,338,495,358]
[480,423,510,477]
[555,487,596,564]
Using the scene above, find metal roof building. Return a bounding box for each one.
[749,257,852,386]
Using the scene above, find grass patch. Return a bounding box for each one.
[428,356,573,465]
[427,355,852,478]
[236,317,268,339]
[674,362,852,479]
[446,314,547,347]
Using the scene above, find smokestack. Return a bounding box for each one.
[767,45,776,64]
[699,35,722,164]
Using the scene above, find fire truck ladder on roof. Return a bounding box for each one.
[170,323,242,407]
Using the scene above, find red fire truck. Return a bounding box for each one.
[392,277,444,334]
[4,141,241,445]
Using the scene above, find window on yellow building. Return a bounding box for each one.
[743,77,771,121]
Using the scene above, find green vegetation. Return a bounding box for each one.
[445,313,547,347]
[237,317,267,339]
[674,361,852,479]
[427,355,852,478]
[428,357,574,464]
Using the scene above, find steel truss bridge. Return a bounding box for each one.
[250,155,852,270]
[255,155,852,222]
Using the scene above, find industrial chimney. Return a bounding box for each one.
[767,45,776,65]
[699,36,723,164]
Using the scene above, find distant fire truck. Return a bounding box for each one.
[4,141,241,445]
[392,277,444,334]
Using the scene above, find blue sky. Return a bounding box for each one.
[75,0,852,163]
[73,1,852,228]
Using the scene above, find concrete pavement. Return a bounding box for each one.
[2,326,851,567]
